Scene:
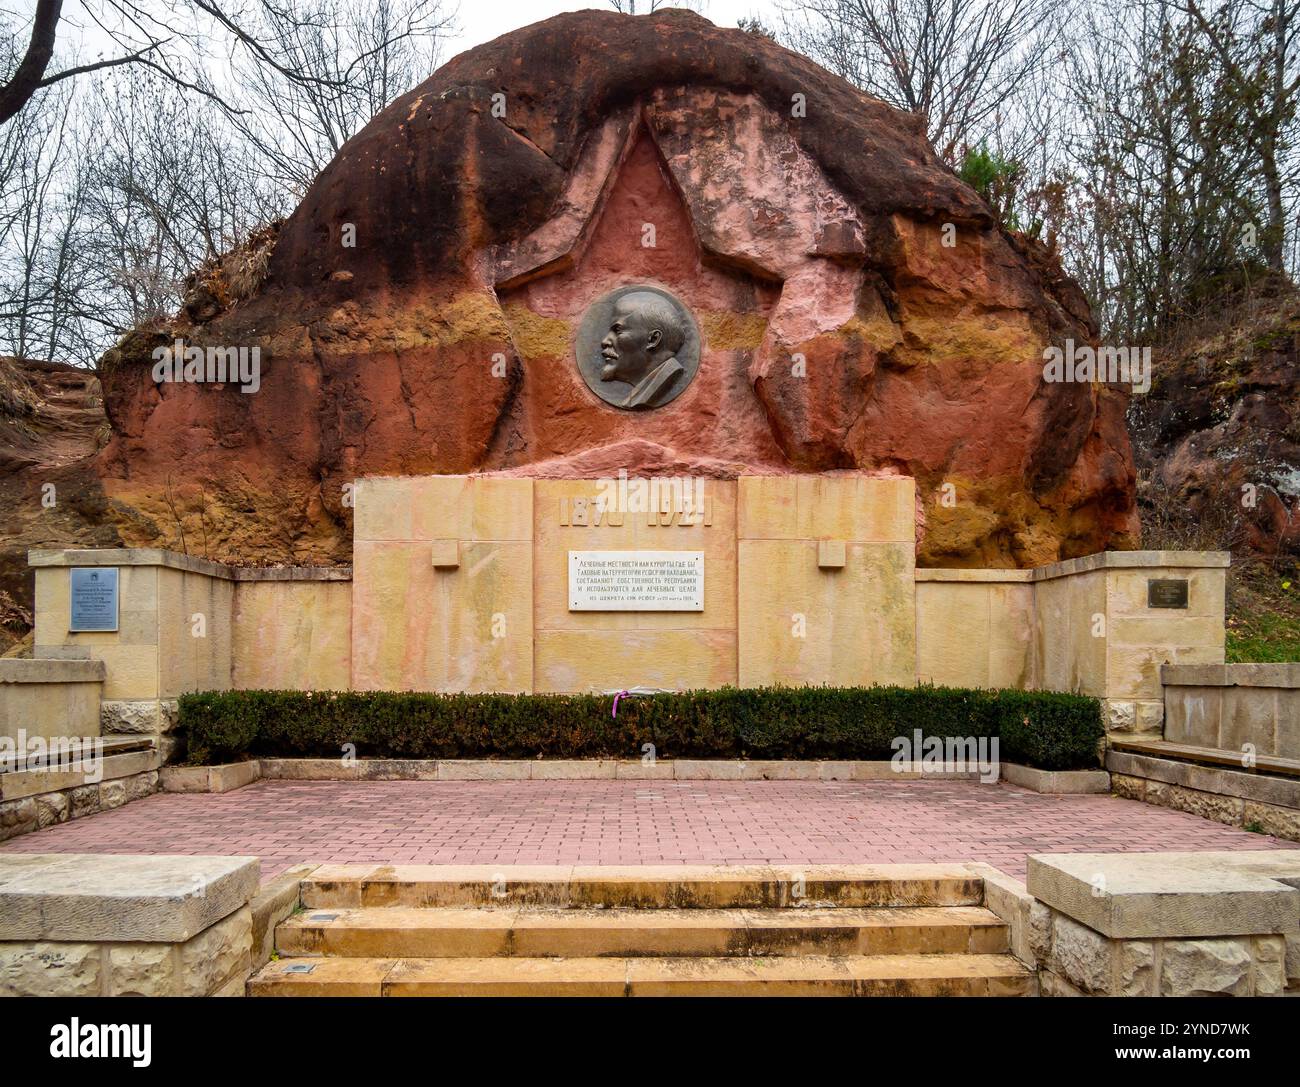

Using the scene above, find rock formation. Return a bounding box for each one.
[5,9,1138,605]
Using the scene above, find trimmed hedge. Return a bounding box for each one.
[179,685,1103,771]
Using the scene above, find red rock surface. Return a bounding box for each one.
[6,9,1137,585]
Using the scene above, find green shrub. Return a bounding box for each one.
[178,685,1104,770]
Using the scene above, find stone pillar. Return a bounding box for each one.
[737,475,916,688]
[0,854,260,996]
[29,549,235,758]
[1030,551,1227,739]
[1026,851,1299,996]
[351,475,534,692]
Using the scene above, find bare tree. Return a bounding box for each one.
[785,0,1063,163]
[607,1,705,12]
[218,0,454,196]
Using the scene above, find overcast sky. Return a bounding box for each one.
[450,3,781,54]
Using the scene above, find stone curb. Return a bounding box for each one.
[1000,763,1110,794]
[162,758,1019,787]
[157,758,1113,789]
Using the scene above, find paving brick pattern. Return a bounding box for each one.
[3,779,1294,878]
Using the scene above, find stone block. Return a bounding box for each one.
[177,905,252,995]
[0,941,102,996]
[1159,938,1252,996]
[0,854,260,943]
[1242,801,1300,842]
[35,791,69,828]
[536,628,735,694]
[101,699,172,735]
[1254,935,1287,996]
[69,784,100,819]
[1049,912,1112,993]
[250,865,313,970]
[107,943,177,997]
[1219,687,1281,755]
[1163,783,1243,826]
[0,797,37,841]
[1164,686,1221,747]
[1105,700,1135,732]
[231,580,352,692]
[430,539,460,568]
[98,780,127,809]
[1027,851,1300,939]
[816,539,845,568]
[1118,939,1154,996]
[1000,763,1109,794]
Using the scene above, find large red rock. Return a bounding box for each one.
[38,9,1138,573]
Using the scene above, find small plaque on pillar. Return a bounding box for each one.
[1147,578,1189,609]
[69,567,119,632]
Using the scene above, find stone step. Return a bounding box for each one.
[250,953,1035,996]
[278,905,1010,959]
[300,864,985,910]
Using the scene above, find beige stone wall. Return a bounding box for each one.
[1102,561,1225,735]
[1162,663,1299,758]
[738,476,916,688]
[915,554,1227,735]
[916,574,1034,688]
[351,475,534,692]
[34,560,162,701]
[27,519,1227,708]
[232,580,351,690]
[349,473,917,693]
[535,479,738,692]
[157,567,234,698]
[1033,568,1108,697]
[0,659,103,741]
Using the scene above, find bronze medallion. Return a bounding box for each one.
[575,285,701,410]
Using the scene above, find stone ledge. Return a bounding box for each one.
[0,748,161,802]
[1001,763,1110,794]
[28,547,351,582]
[1162,662,1300,688]
[249,758,992,782]
[914,568,1033,583]
[1030,549,1230,581]
[0,659,105,684]
[1106,750,1300,811]
[1026,851,1300,939]
[161,761,261,793]
[0,854,260,943]
[965,863,1037,966]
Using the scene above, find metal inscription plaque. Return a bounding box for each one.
[575,285,701,410]
[70,567,120,632]
[1147,578,1190,609]
[569,551,704,611]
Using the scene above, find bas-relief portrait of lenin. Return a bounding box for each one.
[575,284,702,410]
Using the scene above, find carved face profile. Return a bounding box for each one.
[576,285,700,410]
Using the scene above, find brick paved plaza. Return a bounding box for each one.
[3,778,1294,878]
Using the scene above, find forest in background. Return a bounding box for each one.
[0,0,1296,657]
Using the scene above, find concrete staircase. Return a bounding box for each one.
[248,865,1036,996]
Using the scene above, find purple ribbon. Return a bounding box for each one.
[611,690,631,718]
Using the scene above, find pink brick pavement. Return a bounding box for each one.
[2,778,1295,879]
